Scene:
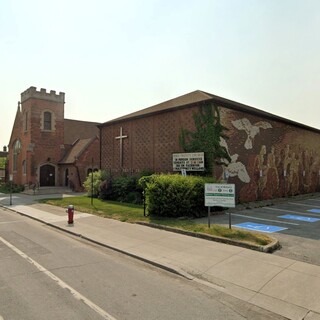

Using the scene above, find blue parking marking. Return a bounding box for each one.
[307,209,320,214]
[233,222,287,233]
[278,214,320,222]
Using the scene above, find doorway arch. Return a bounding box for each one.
[40,164,55,186]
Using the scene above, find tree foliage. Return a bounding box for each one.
[0,157,6,169]
[179,102,231,174]
[83,170,107,197]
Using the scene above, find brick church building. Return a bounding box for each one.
[8,87,100,192]
[99,90,320,203]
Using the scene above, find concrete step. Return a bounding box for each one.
[22,186,73,195]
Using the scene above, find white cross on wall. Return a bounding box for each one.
[115,127,128,167]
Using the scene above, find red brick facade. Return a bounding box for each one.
[99,91,320,203]
[8,87,100,191]
[59,137,100,192]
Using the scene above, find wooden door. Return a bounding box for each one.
[40,165,55,186]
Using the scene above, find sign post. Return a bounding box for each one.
[91,158,94,205]
[9,174,13,206]
[205,183,235,229]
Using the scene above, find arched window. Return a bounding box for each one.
[44,111,52,130]
[13,139,21,171]
[22,160,27,174]
[41,110,55,132]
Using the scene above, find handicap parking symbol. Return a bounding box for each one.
[233,222,287,233]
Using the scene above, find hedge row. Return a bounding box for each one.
[140,174,216,218]
[83,170,147,204]
[84,171,216,217]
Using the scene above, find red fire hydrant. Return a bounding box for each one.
[67,205,74,224]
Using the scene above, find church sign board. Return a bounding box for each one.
[172,152,205,172]
[205,183,235,208]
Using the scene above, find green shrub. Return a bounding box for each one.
[141,174,216,218]
[83,170,107,197]
[111,175,137,202]
[98,175,113,200]
[99,171,154,204]
[0,182,24,194]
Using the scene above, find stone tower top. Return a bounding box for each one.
[21,86,65,103]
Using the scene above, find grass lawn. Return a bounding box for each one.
[41,196,273,246]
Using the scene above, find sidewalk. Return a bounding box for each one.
[1,193,320,320]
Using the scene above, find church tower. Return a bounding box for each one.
[11,87,65,186]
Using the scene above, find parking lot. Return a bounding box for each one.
[199,195,320,266]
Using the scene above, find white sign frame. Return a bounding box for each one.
[205,183,235,208]
[172,152,205,172]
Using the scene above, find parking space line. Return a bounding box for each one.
[288,202,320,208]
[263,207,320,217]
[227,213,299,225]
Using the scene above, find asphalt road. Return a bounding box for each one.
[0,208,287,320]
[198,196,320,265]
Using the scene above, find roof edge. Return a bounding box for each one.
[98,90,320,134]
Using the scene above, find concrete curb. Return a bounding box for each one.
[1,202,280,254]
[135,221,280,253]
[0,204,194,281]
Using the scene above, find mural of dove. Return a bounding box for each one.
[219,137,250,183]
[232,118,272,149]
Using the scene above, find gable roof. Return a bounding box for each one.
[98,90,320,133]
[8,104,22,145]
[98,90,212,127]
[64,119,100,145]
[60,137,95,164]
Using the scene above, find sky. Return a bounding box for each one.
[1,0,320,148]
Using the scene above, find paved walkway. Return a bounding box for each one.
[1,193,320,320]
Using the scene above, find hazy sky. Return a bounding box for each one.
[1,0,320,148]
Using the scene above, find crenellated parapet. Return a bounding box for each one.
[21,86,65,103]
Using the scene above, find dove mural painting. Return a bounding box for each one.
[232,118,272,149]
[219,137,250,183]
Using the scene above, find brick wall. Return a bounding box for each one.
[100,103,320,203]
[100,105,198,175]
[9,88,65,186]
[71,137,100,191]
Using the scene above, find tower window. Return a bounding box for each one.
[24,112,28,131]
[44,111,52,130]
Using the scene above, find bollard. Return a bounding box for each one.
[67,205,74,224]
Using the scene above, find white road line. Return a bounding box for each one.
[0,221,22,224]
[307,199,320,202]
[262,207,320,217]
[288,202,320,208]
[227,213,299,225]
[0,236,117,320]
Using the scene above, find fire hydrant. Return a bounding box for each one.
[67,205,74,224]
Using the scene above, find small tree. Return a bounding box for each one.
[0,157,6,169]
[83,170,107,197]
